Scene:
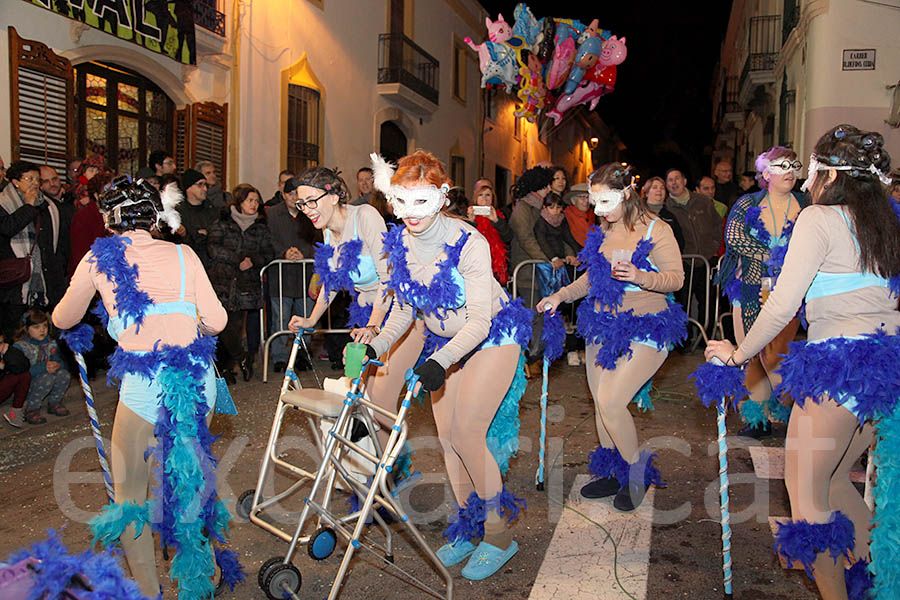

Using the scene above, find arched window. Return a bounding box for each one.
[73,61,174,175]
[287,84,320,174]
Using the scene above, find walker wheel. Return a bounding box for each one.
[257,556,285,590]
[264,563,302,600]
[236,489,256,520]
[308,527,337,560]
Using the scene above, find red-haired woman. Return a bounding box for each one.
[466,178,512,285]
[363,150,531,580]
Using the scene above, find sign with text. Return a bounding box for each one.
[24,0,196,65]
[842,49,876,71]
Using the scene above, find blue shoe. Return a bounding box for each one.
[435,540,476,567]
[460,540,518,580]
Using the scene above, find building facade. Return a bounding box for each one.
[1,0,615,201]
[712,0,900,174]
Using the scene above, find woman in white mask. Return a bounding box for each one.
[538,163,687,511]
[362,150,532,581]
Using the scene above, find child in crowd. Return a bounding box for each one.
[14,309,70,423]
[534,193,583,270]
[1,332,31,428]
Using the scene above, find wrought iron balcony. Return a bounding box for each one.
[739,15,781,104]
[782,0,799,44]
[194,0,225,37]
[377,33,440,110]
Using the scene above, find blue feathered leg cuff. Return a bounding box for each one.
[623,450,665,489]
[844,558,873,600]
[587,446,628,484]
[773,511,855,579]
[214,547,247,592]
[485,487,526,524]
[443,492,486,544]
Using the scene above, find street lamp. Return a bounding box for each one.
[589,136,599,149]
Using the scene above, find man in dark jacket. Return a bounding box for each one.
[264,169,295,208]
[266,177,318,371]
[0,161,70,337]
[665,168,723,340]
[175,169,218,266]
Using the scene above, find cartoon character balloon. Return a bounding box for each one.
[547,35,627,125]
[467,5,627,125]
[465,14,521,92]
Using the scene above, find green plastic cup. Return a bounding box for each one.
[344,342,367,379]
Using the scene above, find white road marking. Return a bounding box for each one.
[529,474,655,599]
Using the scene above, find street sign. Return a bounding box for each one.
[842,49,876,71]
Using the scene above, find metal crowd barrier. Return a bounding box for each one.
[510,259,579,313]
[259,259,350,383]
[712,255,733,341]
[680,254,712,349]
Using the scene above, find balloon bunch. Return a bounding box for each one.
[465,3,627,124]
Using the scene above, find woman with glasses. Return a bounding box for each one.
[288,167,391,344]
[714,147,808,438]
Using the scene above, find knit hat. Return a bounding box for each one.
[181,168,206,191]
[563,182,589,204]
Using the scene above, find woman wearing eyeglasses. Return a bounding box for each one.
[714,147,808,438]
[287,167,391,344]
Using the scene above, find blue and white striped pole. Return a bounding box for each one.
[716,395,733,597]
[74,351,114,503]
[536,355,549,491]
[536,306,565,491]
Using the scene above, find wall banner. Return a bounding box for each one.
[24,0,197,65]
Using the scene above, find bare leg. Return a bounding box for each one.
[784,398,861,600]
[367,321,424,446]
[585,343,666,463]
[829,423,874,560]
[734,305,773,414]
[110,403,159,598]
[759,317,800,403]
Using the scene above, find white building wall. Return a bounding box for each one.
[800,0,900,161]
[237,0,485,198]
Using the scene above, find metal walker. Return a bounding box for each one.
[239,331,452,599]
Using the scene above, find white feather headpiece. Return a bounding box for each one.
[369,152,449,219]
[158,182,183,230]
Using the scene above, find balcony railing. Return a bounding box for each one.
[739,15,781,94]
[378,33,440,106]
[194,0,225,37]
[718,75,741,123]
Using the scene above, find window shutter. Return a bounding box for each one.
[8,27,74,174]
[191,102,228,185]
[174,106,191,174]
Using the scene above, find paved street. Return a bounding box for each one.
[0,346,828,599]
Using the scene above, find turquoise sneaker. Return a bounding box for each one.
[435,540,476,567]
[460,540,518,580]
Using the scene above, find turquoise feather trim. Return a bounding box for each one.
[487,352,527,475]
[739,398,768,428]
[633,379,654,412]
[90,500,153,546]
[871,406,900,598]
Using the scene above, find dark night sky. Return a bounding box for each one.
[476,1,733,181]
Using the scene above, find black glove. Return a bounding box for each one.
[413,359,446,392]
[365,345,377,361]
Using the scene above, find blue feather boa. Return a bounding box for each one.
[314,238,363,298]
[59,323,95,354]
[8,529,151,600]
[87,235,153,333]
[578,298,687,369]
[347,301,373,329]
[774,329,900,425]
[541,311,566,362]
[871,405,900,598]
[689,362,749,413]
[442,487,526,543]
[575,226,654,310]
[422,298,533,361]
[382,224,468,319]
[845,558,873,600]
[773,511,855,579]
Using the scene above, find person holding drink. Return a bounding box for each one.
[714,146,807,437]
[538,163,687,511]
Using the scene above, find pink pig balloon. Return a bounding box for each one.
[598,35,627,68]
